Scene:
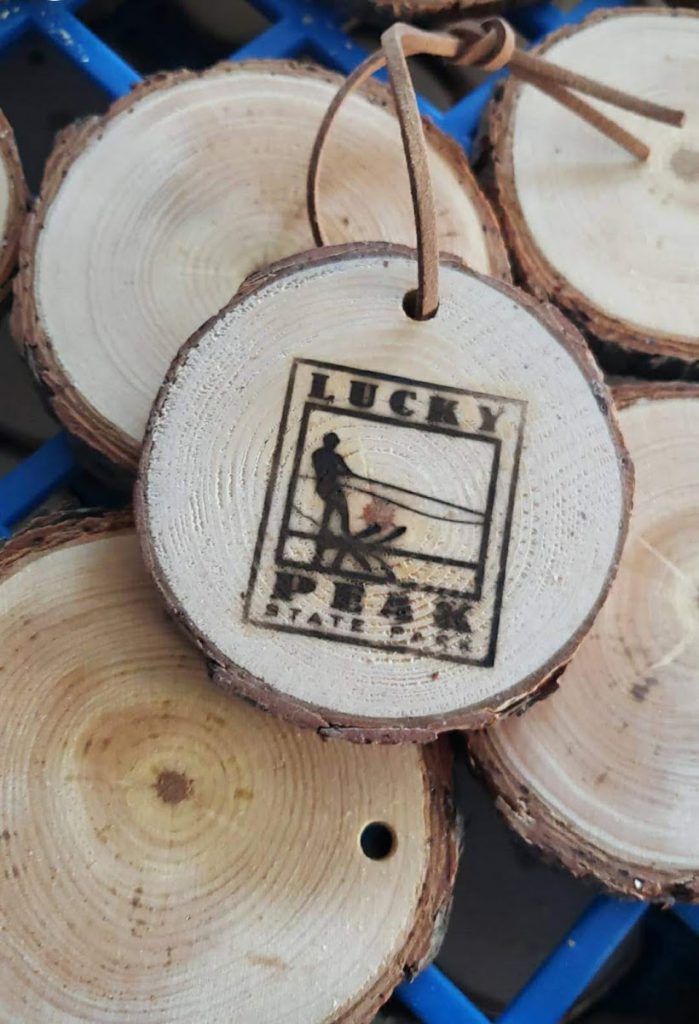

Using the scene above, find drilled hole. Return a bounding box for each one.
[360,821,396,860]
[402,289,438,322]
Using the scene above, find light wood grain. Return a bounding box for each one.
[137,243,631,740]
[470,385,699,901]
[12,60,508,477]
[491,8,699,366]
[0,511,458,1022]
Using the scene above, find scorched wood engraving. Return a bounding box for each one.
[244,359,526,666]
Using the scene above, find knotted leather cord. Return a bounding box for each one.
[307,18,685,321]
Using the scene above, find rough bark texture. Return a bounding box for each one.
[0,508,460,1021]
[136,241,632,743]
[467,737,699,904]
[469,383,699,903]
[0,108,27,300]
[11,59,509,483]
[488,7,699,375]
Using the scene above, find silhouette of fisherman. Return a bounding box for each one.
[311,432,372,571]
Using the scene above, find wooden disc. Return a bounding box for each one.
[0,510,457,1022]
[11,60,508,478]
[0,107,26,299]
[469,384,699,901]
[136,242,632,741]
[490,8,699,367]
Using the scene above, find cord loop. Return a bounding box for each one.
[307,18,685,322]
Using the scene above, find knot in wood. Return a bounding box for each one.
[154,769,193,805]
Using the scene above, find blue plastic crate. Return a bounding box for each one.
[0,1,697,1020]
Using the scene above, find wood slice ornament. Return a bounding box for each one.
[469,385,699,902]
[490,8,699,371]
[136,24,634,742]
[0,108,27,299]
[0,511,458,1022]
[137,242,630,741]
[136,21,656,741]
[11,60,508,480]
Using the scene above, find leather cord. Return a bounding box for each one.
[307,18,685,321]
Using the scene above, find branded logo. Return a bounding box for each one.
[244,359,526,665]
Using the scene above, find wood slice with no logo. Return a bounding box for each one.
[490,8,699,375]
[11,60,508,481]
[469,384,699,901]
[0,108,27,299]
[136,242,632,742]
[0,510,458,1022]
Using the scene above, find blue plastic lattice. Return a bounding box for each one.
[0,1,697,1020]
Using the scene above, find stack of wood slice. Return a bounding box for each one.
[0,108,26,299]
[11,60,508,481]
[489,8,699,377]
[137,243,632,741]
[470,385,699,901]
[0,511,458,1021]
[343,0,533,25]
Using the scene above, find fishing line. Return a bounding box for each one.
[298,473,484,524]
